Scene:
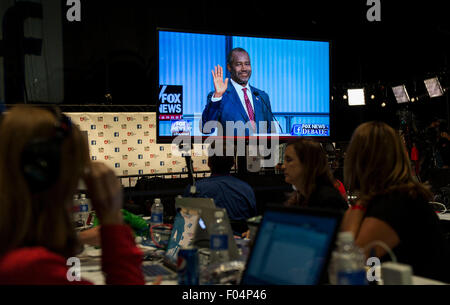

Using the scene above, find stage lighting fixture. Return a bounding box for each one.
[392,85,410,104]
[424,77,444,98]
[347,88,365,106]
[381,102,386,107]
[371,94,375,100]
[343,94,348,100]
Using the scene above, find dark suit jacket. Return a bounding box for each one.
[201,83,275,136]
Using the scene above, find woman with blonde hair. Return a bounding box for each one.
[341,121,450,282]
[282,138,348,211]
[0,105,144,284]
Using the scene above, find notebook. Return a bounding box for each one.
[175,197,240,261]
[142,205,200,280]
[241,206,342,285]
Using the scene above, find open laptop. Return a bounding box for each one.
[241,205,343,285]
[175,197,240,261]
[142,205,200,280]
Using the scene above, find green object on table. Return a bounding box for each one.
[91,209,149,237]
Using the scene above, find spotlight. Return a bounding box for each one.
[381,102,386,107]
[371,94,375,100]
[343,94,348,100]
[392,85,410,103]
[347,88,365,106]
[411,98,415,102]
[424,77,444,98]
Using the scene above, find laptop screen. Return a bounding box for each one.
[164,207,199,265]
[242,208,340,285]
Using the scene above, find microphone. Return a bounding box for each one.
[253,91,284,134]
[179,143,197,195]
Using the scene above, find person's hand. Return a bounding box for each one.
[211,65,229,98]
[78,226,101,247]
[84,162,123,225]
[241,230,250,239]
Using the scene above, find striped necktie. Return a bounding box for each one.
[242,88,256,130]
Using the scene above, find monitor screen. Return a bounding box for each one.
[242,209,339,285]
[157,29,331,142]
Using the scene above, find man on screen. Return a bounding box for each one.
[201,48,276,136]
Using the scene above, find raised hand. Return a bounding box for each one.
[84,162,123,225]
[211,65,229,98]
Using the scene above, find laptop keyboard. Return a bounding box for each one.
[142,264,174,277]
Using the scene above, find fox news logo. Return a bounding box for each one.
[91,156,97,160]
[137,139,142,144]
[138,154,143,159]
[114,132,119,137]
[115,163,120,168]
[90,125,96,130]
[114,117,119,122]
[139,170,144,175]
[137,124,142,129]
[160,161,165,166]
[114,147,120,152]
[91,140,96,145]
[158,85,183,119]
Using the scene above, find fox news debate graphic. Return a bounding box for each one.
[159,85,183,121]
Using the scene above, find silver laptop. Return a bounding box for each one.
[142,204,200,280]
[175,197,240,261]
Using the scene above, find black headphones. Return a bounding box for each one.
[21,107,72,193]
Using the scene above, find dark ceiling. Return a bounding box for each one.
[63,0,449,98]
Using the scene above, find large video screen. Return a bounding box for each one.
[157,29,330,141]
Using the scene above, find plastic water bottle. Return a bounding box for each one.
[209,210,229,264]
[79,194,89,227]
[73,194,83,227]
[150,198,164,226]
[150,198,164,244]
[328,232,367,285]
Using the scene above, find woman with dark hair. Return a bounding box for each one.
[0,105,144,284]
[341,121,450,283]
[282,138,348,211]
